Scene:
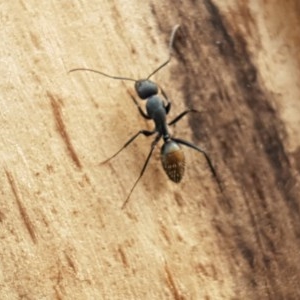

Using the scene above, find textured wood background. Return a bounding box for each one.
[1,1,300,299]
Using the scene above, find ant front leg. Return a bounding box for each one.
[160,87,171,114]
[129,94,151,120]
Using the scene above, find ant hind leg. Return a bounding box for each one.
[172,137,223,193]
[122,134,162,209]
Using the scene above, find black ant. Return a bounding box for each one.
[69,25,223,208]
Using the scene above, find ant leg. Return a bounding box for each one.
[122,134,162,209]
[129,94,151,120]
[172,137,223,193]
[100,129,156,164]
[168,109,201,126]
[160,87,171,114]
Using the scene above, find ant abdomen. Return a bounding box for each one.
[161,141,185,183]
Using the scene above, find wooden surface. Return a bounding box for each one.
[1,1,300,299]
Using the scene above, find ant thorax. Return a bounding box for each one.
[146,95,169,137]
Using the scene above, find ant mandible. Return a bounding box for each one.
[69,25,223,208]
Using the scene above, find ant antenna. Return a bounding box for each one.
[146,24,180,79]
[68,24,180,82]
[68,68,136,82]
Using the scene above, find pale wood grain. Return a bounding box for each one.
[1,1,300,299]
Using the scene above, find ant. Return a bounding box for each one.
[69,25,223,208]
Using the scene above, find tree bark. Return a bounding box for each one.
[1,1,300,299]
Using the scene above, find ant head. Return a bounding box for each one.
[161,140,185,182]
[134,79,158,99]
